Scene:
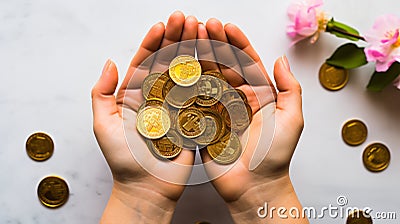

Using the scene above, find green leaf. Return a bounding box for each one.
[326,18,363,41]
[326,43,367,69]
[367,62,400,92]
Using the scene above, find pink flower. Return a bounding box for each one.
[287,0,328,44]
[364,14,400,72]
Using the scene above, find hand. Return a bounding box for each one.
[91,11,198,224]
[197,19,307,223]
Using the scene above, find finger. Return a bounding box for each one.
[197,23,220,72]
[199,144,242,181]
[159,11,185,49]
[206,18,244,87]
[92,59,119,127]
[120,22,165,90]
[150,11,185,73]
[248,56,303,170]
[176,15,198,56]
[172,149,195,166]
[274,56,302,117]
[199,146,212,163]
[224,23,274,89]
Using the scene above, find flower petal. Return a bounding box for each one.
[287,3,300,20]
[366,14,400,43]
[365,14,400,72]
[307,0,323,12]
[376,58,396,72]
[287,0,323,44]
[365,47,387,62]
[287,25,298,38]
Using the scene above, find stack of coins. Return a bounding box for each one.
[137,55,252,164]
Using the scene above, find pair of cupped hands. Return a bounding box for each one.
[91,11,306,224]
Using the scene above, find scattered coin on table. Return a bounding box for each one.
[319,62,349,91]
[342,119,368,146]
[37,176,69,208]
[26,132,54,162]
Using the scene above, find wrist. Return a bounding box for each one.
[227,175,308,224]
[100,182,176,224]
[227,174,292,214]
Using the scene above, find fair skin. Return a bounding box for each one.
[92,11,308,224]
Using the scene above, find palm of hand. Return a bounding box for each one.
[92,12,200,201]
[92,12,303,205]
[197,20,303,202]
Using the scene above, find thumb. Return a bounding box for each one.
[274,56,302,118]
[91,59,119,126]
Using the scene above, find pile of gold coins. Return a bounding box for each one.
[136,55,252,164]
[26,132,69,208]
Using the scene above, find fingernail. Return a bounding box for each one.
[102,59,112,74]
[173,10,183,16]
[281,55,291,72]
[186,15,196,21]
[198,22,204,25]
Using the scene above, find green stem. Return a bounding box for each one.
[325,19,366,42]
[328,26,365,41]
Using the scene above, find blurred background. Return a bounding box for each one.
[0,0,399,223]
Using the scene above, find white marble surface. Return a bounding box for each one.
[1,0,399,223]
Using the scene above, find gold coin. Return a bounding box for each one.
[26,132,54,162]
[137,106,171,139]
[222,100,253,132]
[217,89,248,113]
[163,78,197,108]
[210,101,225,114]
[363,143,390,172]
[342,119,367,146]
[346,210,373,224]
[207,131,242,164]
[142,72,162,99]
[142,72,170,100]
[192,109,225,145]
[196,75,223,107]
[146,129,183,159]
[182,137,197,149]
[319,63,348,91]
[169,55,201,87]
[203,70,227,82]
[167,107,179,130]
[177,107,206,138]
[138,98,165,114]
[220,89,248,104]
[203,70,229,90]
[37,176,69,208]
